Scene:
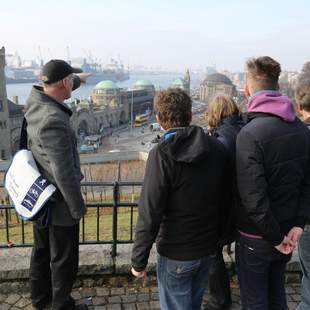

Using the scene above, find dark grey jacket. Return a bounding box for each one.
[25,86,86,226]
[236,113,310,245]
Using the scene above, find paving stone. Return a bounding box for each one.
[122,303,137,310]
[286,294,293,302]
[138,288,149,294]
[0,295,7,303]
[149,300,160,309]
[137,294,149,302]
[94,306,107,310]
[72,290,82,300]
[232,294,240,303]
[4,294,21,305]
[108,296,122,304]
[126,288,138,295]
[231,303,242,310]
[110,288,125,296]
[150,287,158,293]
[291,294,301,302]
[92,297,107,306]
[121,295,137,303]
[22,293,31,299]
[136,302,149,310]
[285,286,296,294]
[80,288,96,298]
[97,288,110,297]
[0,304,11,310]
[15,297,32,308]
[288,301,298,310]
[106,304,121,310]
[151,293,159,301]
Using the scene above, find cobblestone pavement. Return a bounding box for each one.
[0,283,302,310]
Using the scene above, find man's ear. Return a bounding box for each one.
[244,84,251,97]
[297,104,303,113]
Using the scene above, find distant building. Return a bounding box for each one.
[0,47,24,159]
[199,73,237,104]
[71,79,155,136]
[206,65,217,75]
[171,69,191,95]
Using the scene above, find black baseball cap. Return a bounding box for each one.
[41,59,82,84]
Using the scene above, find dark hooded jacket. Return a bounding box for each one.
[209,114,245,160]
[131,125,229,271]
[236,91,310,246]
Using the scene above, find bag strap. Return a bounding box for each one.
[19,118,28,150]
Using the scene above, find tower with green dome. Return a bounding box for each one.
[171,69,191,95]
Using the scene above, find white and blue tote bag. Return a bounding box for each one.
[4,149,56,220]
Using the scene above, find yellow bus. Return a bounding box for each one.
[134,113,149,127]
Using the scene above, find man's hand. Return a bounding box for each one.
[131,267,147,279]
[287,227,303,246]
[275,236,294,254]
[76,73,92,84]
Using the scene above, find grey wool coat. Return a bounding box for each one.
[25,85,86,226]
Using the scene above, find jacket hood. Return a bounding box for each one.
[159,126,209,163]
[247,91,295,122]
[25,85,72,116]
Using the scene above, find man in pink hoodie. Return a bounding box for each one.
[235,56,310,309]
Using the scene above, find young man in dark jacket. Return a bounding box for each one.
[131,88,230,310]
[236,56,310,309]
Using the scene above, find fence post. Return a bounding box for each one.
[112,181,119,258]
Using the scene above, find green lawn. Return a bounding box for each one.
[0,207,139,246]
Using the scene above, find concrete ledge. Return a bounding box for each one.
[0,243,302,294]
[0,244,301,280]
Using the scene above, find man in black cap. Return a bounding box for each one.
[25,60,90,310]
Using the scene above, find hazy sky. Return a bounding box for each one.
[1,0,310,71]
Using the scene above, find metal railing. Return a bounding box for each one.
[0,181,142,257]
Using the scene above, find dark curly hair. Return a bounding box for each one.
[246,56,281,90]
[154,88,192,129]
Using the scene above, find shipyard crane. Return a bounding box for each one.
[37,46,43,66]
[66,46,71,64]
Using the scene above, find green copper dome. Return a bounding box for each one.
[135,79,154,87]
[95,80,119,90]
[172,78,186,86]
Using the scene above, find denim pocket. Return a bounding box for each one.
[164,258,201,295]
[166,258,200,278]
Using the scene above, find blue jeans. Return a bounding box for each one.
[297,225,310,310]
[157,254,215,310]
[236,235,291,310]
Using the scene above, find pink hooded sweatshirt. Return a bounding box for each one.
[247,90,296,122]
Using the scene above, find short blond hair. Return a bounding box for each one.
[207,95,239,128]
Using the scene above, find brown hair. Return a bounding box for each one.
[207,95,239,128]
[295,78,310,112]
[246,56,281,90]
[154,88,192,129]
